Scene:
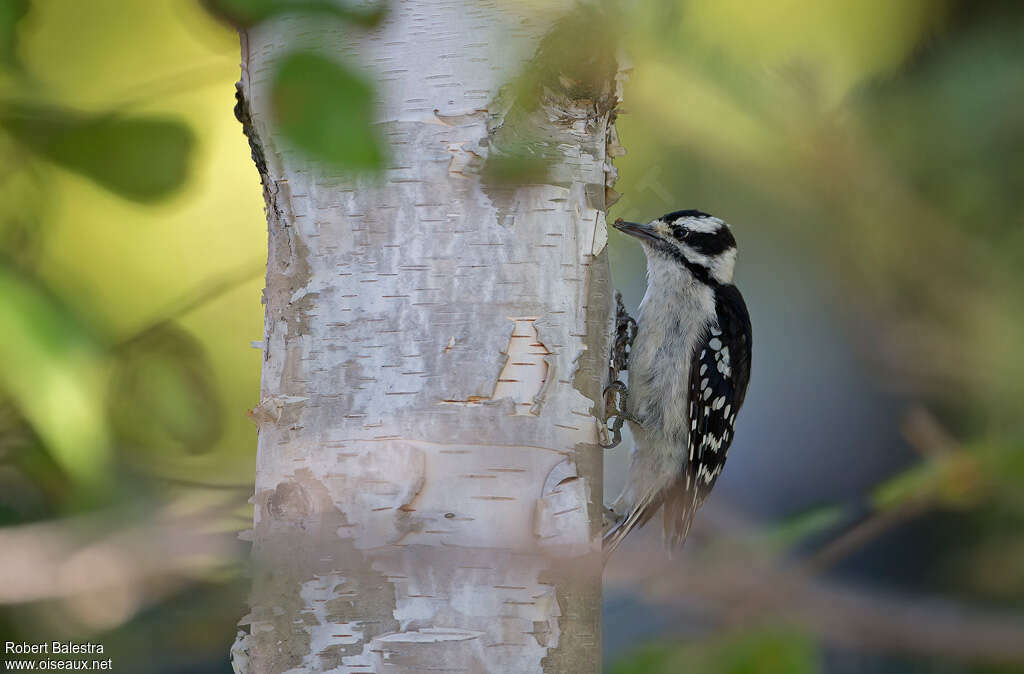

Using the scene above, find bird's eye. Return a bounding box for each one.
[671,225,687,240]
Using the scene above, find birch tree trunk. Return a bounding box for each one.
[232,3,622,672]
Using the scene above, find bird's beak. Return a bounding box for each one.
[613,218,660,244]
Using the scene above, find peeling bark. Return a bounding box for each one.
[233,3,621,672]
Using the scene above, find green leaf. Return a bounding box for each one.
[761,503,846,550]
[0,0,29,68]
[203,0,386,28]
[271,51,384,171]
[108,324,224,460]
[0,262,112,488]
[0,104,195,202]
[481,138,554,186]
[0,133,49,264]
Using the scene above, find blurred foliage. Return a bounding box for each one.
[204,0,386,28]
[0,132,49,264]
[0,0,1022,672]
[0,0,388,503]
[610,629,820,674]
[482,6,618,187]
[0,0,389,668]
[109,324,224,461]
[480,139,553,187]
[0,0,263,669]
[0,261,110,489]
[1,104,195,202]
[207,0,388,172]
[0,0,29,68]
[0,4,195,204]
[604,0,1024,669]
[271,50,385,171]
[860,5,1024,238]
[0,2,197,501]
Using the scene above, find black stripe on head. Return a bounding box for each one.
[650,240,717,286]
[685,228,736,256]
[665,215,737,257]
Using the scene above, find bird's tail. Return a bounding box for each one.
[602,494,660,565]
[662,485,700,551]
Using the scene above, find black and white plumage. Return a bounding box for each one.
[604,210,752,559]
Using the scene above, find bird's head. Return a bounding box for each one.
[614,210,737,285]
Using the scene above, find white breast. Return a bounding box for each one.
[627,252,716,463]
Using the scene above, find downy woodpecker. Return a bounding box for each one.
[604,210,752,559]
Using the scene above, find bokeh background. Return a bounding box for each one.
[1,1,1023,672]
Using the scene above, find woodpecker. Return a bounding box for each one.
[604,210,752,560]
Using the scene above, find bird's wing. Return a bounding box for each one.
[665,284,752,548]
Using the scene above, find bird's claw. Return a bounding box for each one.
[600,381,630,449]
[601,292,637,450]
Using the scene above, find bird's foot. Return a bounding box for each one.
[600,380,640,449]
[601,291,638,449]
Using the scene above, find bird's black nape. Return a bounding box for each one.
[662,209,712,221]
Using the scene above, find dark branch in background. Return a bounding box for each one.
[797,407,962,574]
[605,403,1022,664]
[798,499,926,575]
[607,505,1024,665]
[110,63,238,110]
[0,501,244,606]
[115,262,263,349]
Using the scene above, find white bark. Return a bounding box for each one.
[233,3,622,672]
